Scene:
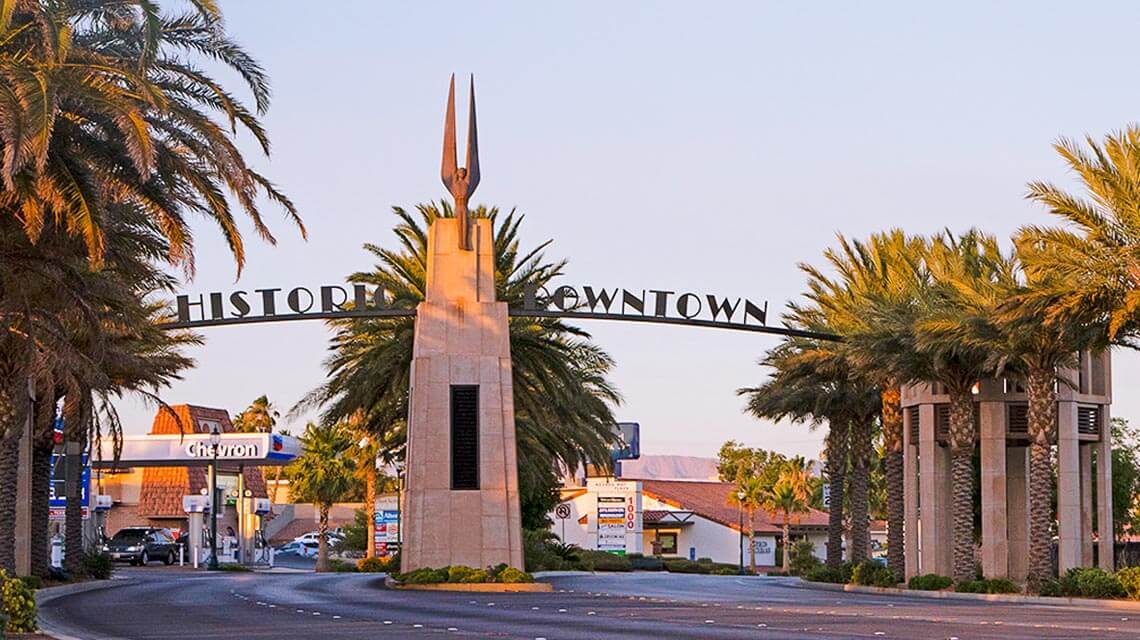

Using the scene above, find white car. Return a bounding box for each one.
[293,531,343,546]
[276,540,319,558]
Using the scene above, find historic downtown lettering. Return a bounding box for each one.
[171,282,770,332]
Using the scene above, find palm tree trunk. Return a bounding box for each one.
[848,418,872,564]
[365,468,376,559]
[0,372,31,574]
[948,389,976,583]
[316,503,330,572]
[1025,366,1056,591]
[62,391,91,576]
[271,466,282,505]
[881,385,905,579]
[747,507,756,574]
[782,517,791,573]
[30,387,57,578]
[825,421,849,569]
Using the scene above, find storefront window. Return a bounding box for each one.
[658,531,678,555]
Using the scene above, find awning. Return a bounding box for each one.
[92,433,301,468]
[643,510,696,527]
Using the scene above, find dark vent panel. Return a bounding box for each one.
[450,385,480,490]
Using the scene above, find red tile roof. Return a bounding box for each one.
[641,479,829,535]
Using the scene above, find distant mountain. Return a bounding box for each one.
[617,454,720,481]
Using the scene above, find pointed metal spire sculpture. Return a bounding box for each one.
[441,74,481,251]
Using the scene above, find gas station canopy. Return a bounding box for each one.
[92,432,301,468]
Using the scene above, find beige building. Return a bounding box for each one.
[902,350,1112,580]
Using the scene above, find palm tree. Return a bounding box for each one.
[289,422,357,572]
[298,203,621,520]
[762,463,813,573]
[234,396,279,434]
[1017,127,1140,344]
[728,475,766,573]
[801,231,927,579]
[0,1,298,572]
[740,329,880,568]
[854,230,1000,582]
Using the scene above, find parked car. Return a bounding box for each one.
[275,540,319,558]
[103,527,179,565]
[293,531,343,546]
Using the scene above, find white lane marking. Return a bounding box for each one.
[447,627,458,632]
[587,611,596,615]
[383,620,393,625]
[558,608,567,613]
[704,619,715,624]
[333,615,342,620]
[413,623,423,628]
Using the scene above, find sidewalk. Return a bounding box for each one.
[798,579,1140,612]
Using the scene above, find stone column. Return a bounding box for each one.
[918,403,951,576]
[402,218,523,572]
[1056,401,1080,572]
[978,401,1008,578]
[1006,446,1029,582]
[1079,444,1094,567]
[1097,406,1114,571]
[903,409,920,578]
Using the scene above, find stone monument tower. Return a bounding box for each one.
[401,76,524,571]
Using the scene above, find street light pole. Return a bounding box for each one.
[737,490,745,575]
[207,425,220,570]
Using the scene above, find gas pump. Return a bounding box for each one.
[246,498,271,564]
[182,494,210,568]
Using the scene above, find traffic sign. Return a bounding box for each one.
[555,503,571,519]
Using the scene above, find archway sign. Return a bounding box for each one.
[165,282,836,341]
[161,76,835,573]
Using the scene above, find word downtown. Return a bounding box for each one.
[173,283,769,327]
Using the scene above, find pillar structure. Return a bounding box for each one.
[1056,401,1081,573]
[402,218,524,572]
[1097,406,1114,570]
[978,399,1008,578]
[1006,446,1029,582]
[903,407,920,578]
[1079,444,1094,567]
[917,402,952,576]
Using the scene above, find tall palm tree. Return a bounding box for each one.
[740,327,879,568]
[728,474,766,573]
[930,231,1100,588]
[0,1,297,572]
[802,231,927,579]
[762,463,813,574]
[855,230,1000,582]
[298,203,621,519]
[1017,127,1140,344]
[289,422,356,573]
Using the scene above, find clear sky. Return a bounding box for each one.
[116,1,1140,461]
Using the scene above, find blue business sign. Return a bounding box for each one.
[48,417,90,515]
[611,422,641,462]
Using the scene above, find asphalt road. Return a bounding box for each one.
[39,568,1140,640]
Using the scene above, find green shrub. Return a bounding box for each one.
[789,539,821,576]
[803,561,854,584]
[523,529,573,572]
[955,578,1020,594]
[663,558,708,574]
[327,559,358,573]
[447,566,489,583]
[218,563,253,572]
[81,553,114,580]
[356,556,389,573]
[1,571,37,633]
[629,555,664,571]
[851,560,897,588]
[1116,567,1140,600]
[577,550,632,572]
[497,567,533,584]
[908,574,953,591]
[1040,568,1125,599]
[15,576,41,591]
[396,567,449,584]
[710,565,739,575]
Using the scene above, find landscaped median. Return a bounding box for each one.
[798,562,1140,611]
[385,564,552,593]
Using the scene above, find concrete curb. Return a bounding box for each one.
[35,577,134,640]
[798,579,1140,611]
[384,576,553,592]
